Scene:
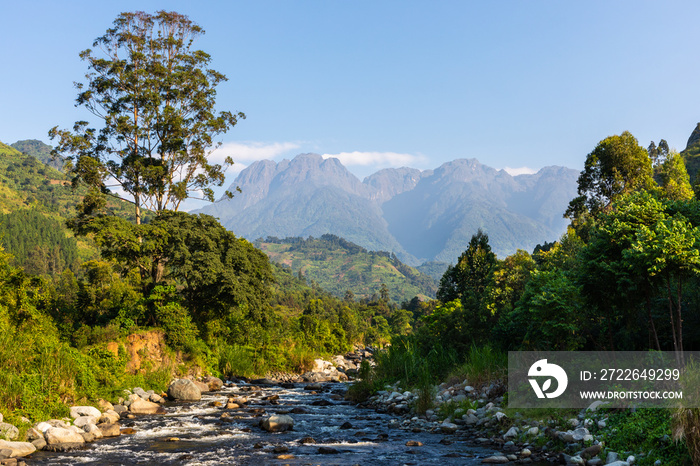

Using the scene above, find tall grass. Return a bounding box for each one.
[283,344,316,373]
[216,343,258,378]
[448,344,507,387]
[347,336,459,404]
[347,339,507,406]
[673,359,700,464]
[373,336,459,388]
[215,340,318,379]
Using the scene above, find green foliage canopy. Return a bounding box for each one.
[566,131,654,221]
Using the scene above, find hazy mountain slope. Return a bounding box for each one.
[364,167,431,203]
[507,166,579,230]
[381,159,578,260]
[197,153,579,263]
[199,154,414,262]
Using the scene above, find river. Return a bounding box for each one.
[28,381,514,465]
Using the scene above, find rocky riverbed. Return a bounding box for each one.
[16,380,513,465]
[0,348,655,465]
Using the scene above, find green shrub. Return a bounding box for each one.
[436,398,478,420]
[673,360,700,464]
[150,286,199,351]
[413,381,435,415]
[603,408,690,466]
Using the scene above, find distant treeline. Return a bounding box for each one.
[0,210,79,274]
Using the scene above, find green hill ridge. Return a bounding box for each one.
[255,234,437,303]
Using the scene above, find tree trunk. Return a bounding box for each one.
[646,294,661,351]
[151,259,165,285]
[667,275,680,365]
[135,193,141,226]
[676,276,685,366]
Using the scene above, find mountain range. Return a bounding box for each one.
[195,154,579,264]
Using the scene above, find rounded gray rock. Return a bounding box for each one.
[261,414,294,432]
[167,379,202,401]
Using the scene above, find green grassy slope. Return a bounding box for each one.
[255,234,437,303]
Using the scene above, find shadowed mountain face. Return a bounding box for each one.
[195,154,578,264]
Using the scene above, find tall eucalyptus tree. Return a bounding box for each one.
[50,11,243,225]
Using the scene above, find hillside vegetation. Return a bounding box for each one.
[255,234,437,303]
[0,139,139,270]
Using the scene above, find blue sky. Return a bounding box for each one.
[3,1,700,194]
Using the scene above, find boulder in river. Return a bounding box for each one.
[261,414,294,432]
[31,437,47,451]
[0,440,36,458]
[69,406,101,419]
[45,427,86,445]
[83,423,104,439]
[312,359,333,372]
[194,380,209,393]
[73,416,97,428]
[202,376,223,391]
[250,378,277,385]
[482,456,509,463]
[99,410,121,424]
[129,397,166,414]
[97,399,114,411]
[0,422,19,440]
[97,423,121,438]
[168,379,202,401]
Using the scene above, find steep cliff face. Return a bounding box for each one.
[105,330,192,375]
[685,123,700,152]
[681,123,700,182]
[364,167,431,203]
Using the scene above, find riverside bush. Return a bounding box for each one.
[437,398,478,420]
[603,408,691,466]
[216,343,259,379]
[373,336,458,388]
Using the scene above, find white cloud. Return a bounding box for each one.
[212,141,301,164]
[502,166,537,176]
[321,151,427,168]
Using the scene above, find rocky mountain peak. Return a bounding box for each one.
[685,123,700,151]
[196,154,579,264]
[363,167,431,203]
